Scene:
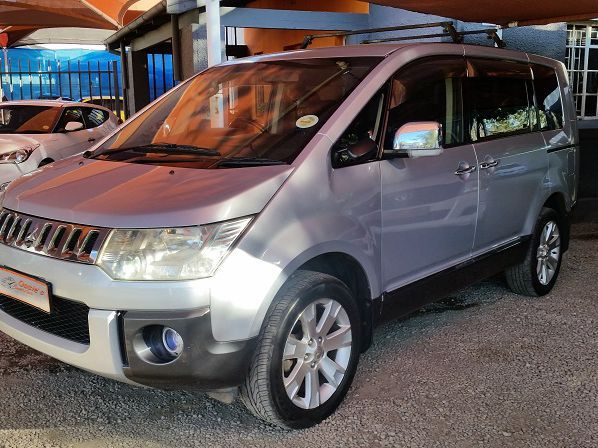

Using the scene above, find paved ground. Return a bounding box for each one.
[0,201,597,448]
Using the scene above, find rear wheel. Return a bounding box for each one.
[506,207,563,296]
[240,270,361,428]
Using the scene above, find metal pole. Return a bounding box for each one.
[38,60,42,99]
[120,40,129,119]
[171,14,181,82]
[28,59,33,99]
[0,50,4,101]
[87,61,93,100]
[57,60,62,98]
[151,53,156,100]
[112,60,121,120]
[17,58,23,99]
[206,0,222,67]
[97,60,103,101]
[581,25,591,118]
[77,61,83,100]
[161,52,166,94]
[67,60,73,99]
[48,62,52,98]
[107,60,113,104]
[3,49,12,100]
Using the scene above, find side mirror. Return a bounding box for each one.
[333,136,379,168]
[347,137,378,160]
[64,121,84,132]
[389,121,443,158]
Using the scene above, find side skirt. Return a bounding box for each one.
[377,236,531,324]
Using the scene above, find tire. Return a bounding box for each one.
[506,207,564,296]
[240,270,361,429]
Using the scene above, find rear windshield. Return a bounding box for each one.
[0,105,62,134]
[90,57,382,168]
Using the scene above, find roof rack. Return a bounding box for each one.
[301,21,506,49]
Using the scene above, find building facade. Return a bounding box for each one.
[108,1,597,127]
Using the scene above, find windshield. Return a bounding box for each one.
[91,57,382,168]
[0,105,62,134]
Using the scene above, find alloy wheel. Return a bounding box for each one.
[536,220,561,285]
[282,298,353,410]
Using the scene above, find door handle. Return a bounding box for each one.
[454,165,476,176]
[480,160,499,169]
[88,138,96,143]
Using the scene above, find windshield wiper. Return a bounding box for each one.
[216,157,287,167]
[89,143,220,158]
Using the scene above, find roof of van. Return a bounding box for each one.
[221,43,412,65]
[221,42,562,69]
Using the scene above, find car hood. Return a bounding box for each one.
[3,157,294,228]
[0,134,47,154]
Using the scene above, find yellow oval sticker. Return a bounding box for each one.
[296,115,319,129]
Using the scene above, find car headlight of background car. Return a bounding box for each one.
[96,217,253,280]
[0,144,40,164]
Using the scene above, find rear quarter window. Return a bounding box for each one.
[532,64,564,131]
[85,108,109,128]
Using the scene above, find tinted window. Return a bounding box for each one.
[467,58,531,79]
[532,64,564,130]
[0,106,61,134]
[56,108,85,132]
[385,58,466,148]
[464,78,532,141]
[332,89,386,168]
[84,108,109,128]
[91,57,382,169]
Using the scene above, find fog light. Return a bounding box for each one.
[134,325,185,364]
[162,327,184,357]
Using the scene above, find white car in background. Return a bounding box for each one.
[0,100,119,187]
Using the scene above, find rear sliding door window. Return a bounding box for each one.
[465,58,533,142]
[532,64,564,130]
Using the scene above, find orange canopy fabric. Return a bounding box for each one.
[0,0,159,46]
[368,0,598,26]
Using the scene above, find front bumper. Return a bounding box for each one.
[0,306,128,381]
[0,243,257,391]
[122,308,257,390]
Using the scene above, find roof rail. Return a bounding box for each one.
[301,21,506,49]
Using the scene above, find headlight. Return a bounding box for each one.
[96,217,253,280]
[0,144,40,164]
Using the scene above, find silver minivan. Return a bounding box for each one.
[0,43,578,428]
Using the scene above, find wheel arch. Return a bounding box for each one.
[543,192,570,252]
[295,252,377,352]
[38,157,55,167]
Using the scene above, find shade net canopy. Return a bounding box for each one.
[368,0,598,26]
[0,0,161,46]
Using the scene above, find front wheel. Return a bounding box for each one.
[506,207,564,296]
[240,270,361,429]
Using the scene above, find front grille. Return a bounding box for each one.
[0,209,110,263]
[0,293,90,344]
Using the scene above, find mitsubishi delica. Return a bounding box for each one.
[0,43,578,428]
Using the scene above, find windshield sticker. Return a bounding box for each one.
[296,115,319,129]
